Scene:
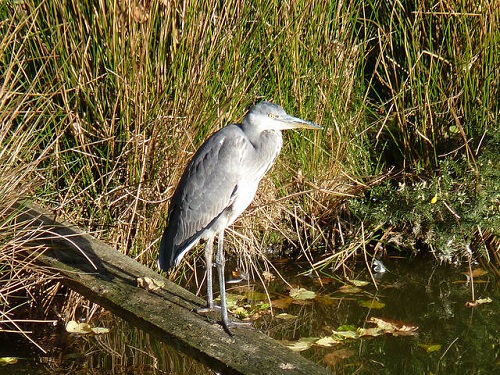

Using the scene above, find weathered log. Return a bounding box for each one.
[15,203,330,375]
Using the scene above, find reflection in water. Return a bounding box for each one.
[3,259,498,374]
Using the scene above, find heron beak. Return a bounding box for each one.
[281,114,322,130]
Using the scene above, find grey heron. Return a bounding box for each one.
[158,101,321,334]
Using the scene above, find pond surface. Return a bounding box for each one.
[2,258,498,374]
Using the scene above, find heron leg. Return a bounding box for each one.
[216,230,233,335]
[204,235,215,309]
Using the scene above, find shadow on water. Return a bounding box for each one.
[2,258,498,374]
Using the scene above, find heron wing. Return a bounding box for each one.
[159,124,252,270]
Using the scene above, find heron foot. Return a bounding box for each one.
[221,318,252,336]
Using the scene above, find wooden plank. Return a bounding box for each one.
[15,203,330,375]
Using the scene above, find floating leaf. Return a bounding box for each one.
[91,327,110,334]
[137,277,164,291]
[358,327,383,337]
[262,270,275,282]
[284,337,317,352]
[232,306,250,318]
[285,341,311,352]
[338,285,362,294]
[358,299,385,309]
[66,321,93,334]
[350,279,369,287]
[418,343,442,353]
[315,336,338,347]
[465,297,492,307]
[290,287,316,300]
[276,313,297,320]
[0,357,18,366]
[367,317,418,336]
[332,330,359,339]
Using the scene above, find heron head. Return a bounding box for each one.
[244,101,322,131]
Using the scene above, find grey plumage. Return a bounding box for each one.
[158,101,320,334]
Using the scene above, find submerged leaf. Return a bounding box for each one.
[220,293,246,309]
[315,294,340,306]
[358,299,385,309]
[337,324,357,332]
[463,268,488,278]
[418,343,442,353]
[271,297,294,309]
[245,291,268,302]
[324,349,355,366]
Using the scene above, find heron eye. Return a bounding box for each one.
[268,113,279,119]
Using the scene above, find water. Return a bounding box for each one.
[2,258,498,374]
[254,258,499,374]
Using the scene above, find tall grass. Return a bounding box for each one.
[361,0,499,169]
[2,0,367,266]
